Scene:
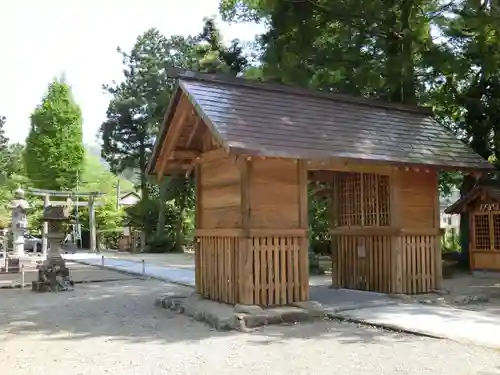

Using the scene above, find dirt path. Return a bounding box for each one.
[1,278,500,375]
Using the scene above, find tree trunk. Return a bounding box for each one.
[156,177,169,236]
[139,142,149,249]
[384,1,402,102]
[459,174,477,268]
[174,178,187,253]
[400,0,417,104]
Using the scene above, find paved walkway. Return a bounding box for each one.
[64,252,500,349]
[64,253,195,287]
[334,304,500,349]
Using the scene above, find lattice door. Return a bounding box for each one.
[334,172,390,227]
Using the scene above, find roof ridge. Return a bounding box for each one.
[169,68,434,116]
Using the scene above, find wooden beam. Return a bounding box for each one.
[390,169,403,294]
[308,161,393,175]
[200,148,230,163]
[156,95,190,177]
[241,158,251,236]
[297,159,309,300]
[433,170,443,290]
[49,201,104,207]
[28,188,104,197]
[170,150,200,160]
[194,229,307,237]
[185,117,201,149]
[89,196,96,252]
[330,173,339,288]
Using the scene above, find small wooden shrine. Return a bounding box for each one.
[445,179,500,271]
[147,70,493,305]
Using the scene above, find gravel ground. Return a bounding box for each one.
[1,279,500,375]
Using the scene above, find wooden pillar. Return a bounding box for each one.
[194,164,202,294]
[433,175,443,289]
[297,160,309,300]
[89,196,96,252]
[330,173,339,288]
[239,158,254,304]
[42,194,49,257]
[390,170,403,294]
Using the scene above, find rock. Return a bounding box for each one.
[281,310,311,324]
[290,301,325,317]
[452,294,489,305]
[435,297,446,305]
[467,294,489,304]
[234,304,264,314]
[419,299,435,305]
[430,288,450,295]
[390,294,412,301]
[155,291,190,309]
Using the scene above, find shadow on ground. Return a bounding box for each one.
[0,278,424,346]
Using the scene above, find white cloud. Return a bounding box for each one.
[0,0,264,144]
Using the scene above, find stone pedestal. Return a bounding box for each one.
[32,204,74,293]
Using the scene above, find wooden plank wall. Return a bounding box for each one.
[331,168,439,294]
[241,158,309,304]
[249,158,301,229]
[195,155,309,306]
[199,156,241,229]
[401,235,436,293]
[398,170,436,229]
[196,235,240,303]
[335,235,392,292]
[398,169,440,292]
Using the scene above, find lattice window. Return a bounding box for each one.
[473,214,490,250]
[494,214,500,249]
[335,172,390,227]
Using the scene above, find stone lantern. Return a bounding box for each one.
[9,187,30,265]
[32,198,74,292]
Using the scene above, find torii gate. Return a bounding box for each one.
[27,188,104,253]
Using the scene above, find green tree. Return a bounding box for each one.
[100,29,199,243]
[24,79,85,190]
[102,19,249,251]
[0,116,30,227]
[218,0,497,259]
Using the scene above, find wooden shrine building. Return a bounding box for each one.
[147,70,493,306]
[445,180,500,271]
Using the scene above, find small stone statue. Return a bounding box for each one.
[32,199,75,293]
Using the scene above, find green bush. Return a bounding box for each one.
[145,232,178,253]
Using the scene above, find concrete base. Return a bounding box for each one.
[155,292,325,331]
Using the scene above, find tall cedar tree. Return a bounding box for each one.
[24,79,85,190]
[220,0,500,265]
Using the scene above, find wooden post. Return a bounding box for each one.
[194,164,202,294]
[239,158,254,304]
[390,170,403,294]
[297,160,309,301]
[42,195,49,257]
[89,196,96,252]
[330,173,339,288]
[433,173,443,289]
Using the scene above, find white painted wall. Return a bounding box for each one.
[119,193,140,206]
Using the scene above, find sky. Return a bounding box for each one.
[0,0,264,145]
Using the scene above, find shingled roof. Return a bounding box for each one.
[445,179,500,214]
[149,72,494,173]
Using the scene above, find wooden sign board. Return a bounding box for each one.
[479,203,500,212]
